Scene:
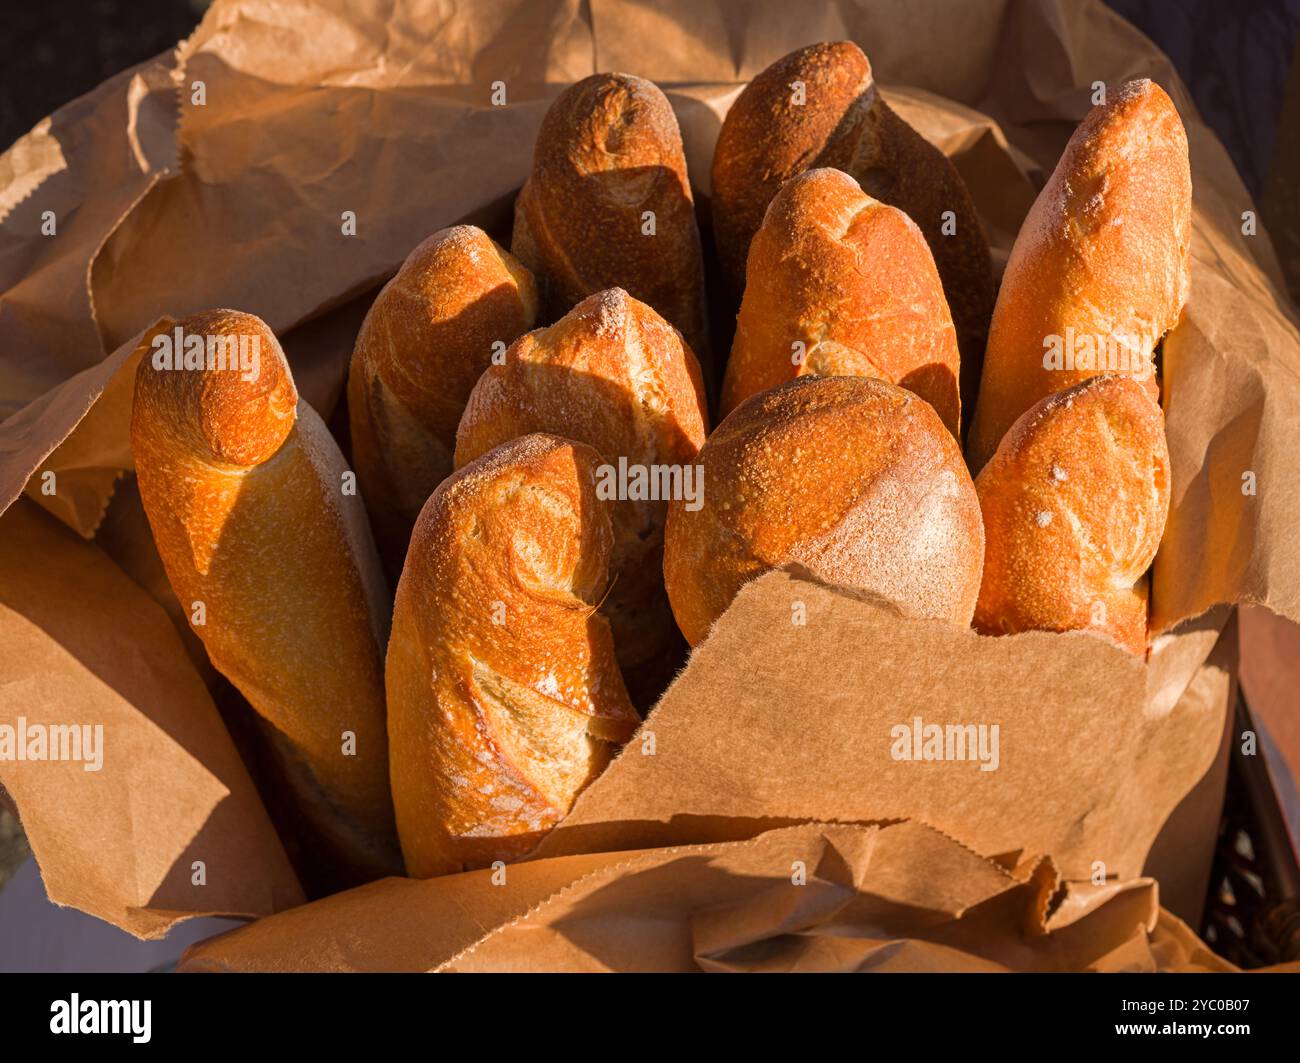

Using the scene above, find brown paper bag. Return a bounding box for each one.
[0,500,302,937]
[531,567,1238,883]
[2,0,1297,967]
[179,820,1296,973]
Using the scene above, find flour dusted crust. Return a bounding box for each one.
[663,375,985,646]
[711,41,993,405]
[347,225,538,575]
[456,288,707,672]
[968,79,1191,471]
[973,374,1170,654]
[132,309,400,881]
[387,433,639,877]
[723,167,962,437]
[512,72,708,357]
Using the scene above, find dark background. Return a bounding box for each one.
[1,1,208,151]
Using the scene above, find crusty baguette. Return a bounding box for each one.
[347,225,538,578]
[722,167,961,436]
[512,72,709,358]
[456,288,708,681]
[387,433,640,877]
[131,309,400,882]
[973,374,1170,654]
[711,41,993,408]
[663,375,984,646]
[967,79,1191,471]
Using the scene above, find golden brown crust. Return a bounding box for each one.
[139,309,299,467]
[347,226,538,576]
[511,72,708,357]
[711,41,993,397]
[967,79,1192,471]
[131,310,400,881]
[722,167,961,436]
[387,433,639,877]
[973,374,1170,654]
[663,375,984,646]
[455,288,708,673]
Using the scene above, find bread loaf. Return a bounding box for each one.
[131,310,400,882]
[347,225,538,577]
[386,433,640,877]
[967,79,1191,471]
[512,72,708,357]
[456,288,708,685]
[663,375,984,646]
[711,41,993,407]
[973,374,1170,654]
[722,167,961,435]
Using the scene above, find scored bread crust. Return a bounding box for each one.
[663,375,985,646]
[347,225,538,576]
[973,374,1170,654]
[455,288,708,672]
[511,72,709,358]
[131,309,400,881]
[967,78,1191,472]
[723,167,961,436]
[386,433,639,877]
[711,41,993,405]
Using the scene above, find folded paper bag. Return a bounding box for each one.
[0,500,303,938]
[178,850,631,974]
[179,821,1284,973]
[532,568,1233,884]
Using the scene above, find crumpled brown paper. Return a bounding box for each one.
[531,567,1238,884]
[0,500,303,937]
[1,0,1297,968]
[180,820,1291,973]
